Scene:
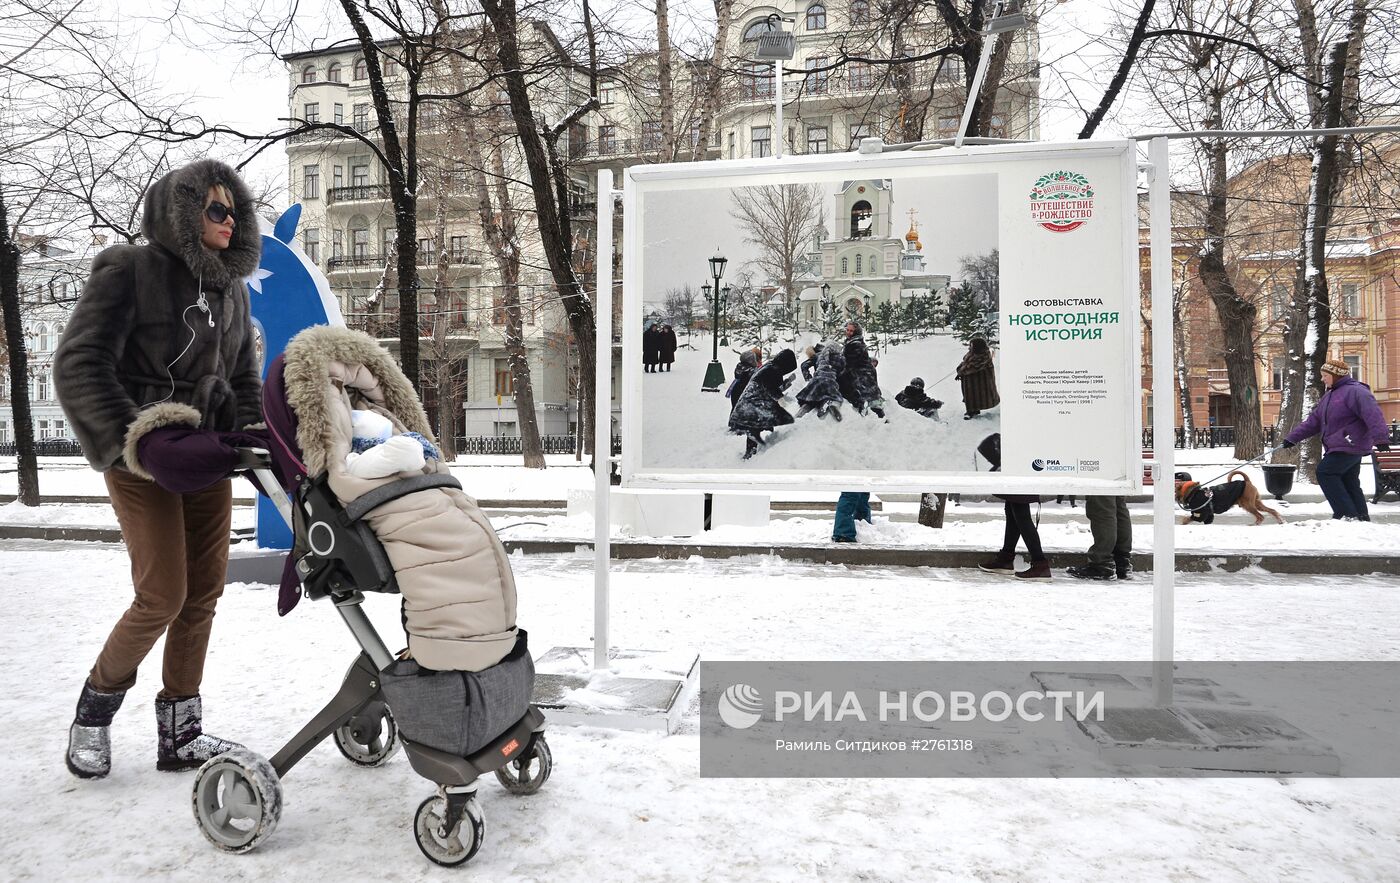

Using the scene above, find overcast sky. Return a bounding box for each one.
[109,0,1130,196]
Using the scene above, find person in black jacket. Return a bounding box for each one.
[974,433,1051,580]
[725,348,761,413]
[642,323,659,373]
[840,322,885,418]
[728,348,798,459]
[658,324,678,372]
[895,377,943,419]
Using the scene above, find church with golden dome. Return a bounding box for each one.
[799,179,947,328]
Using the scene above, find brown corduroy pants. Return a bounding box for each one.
[90,468,233,699]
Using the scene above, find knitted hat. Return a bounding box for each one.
[909,377,925,388]
[1321,358,1350,377]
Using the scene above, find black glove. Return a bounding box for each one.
[1281,439,1295,449]
[1378,444,1392,452]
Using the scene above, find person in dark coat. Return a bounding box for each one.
[796,342,846,420]
[658,324,678,372]
[840,321,885,418]
[800,344,822,381]
[895,377,943,419]
[642,323,659,372]
[53,159,261,778]
[729,348,798,459]
[725,348,761,413]
[974,433,1051,580]
[955,335,999,419]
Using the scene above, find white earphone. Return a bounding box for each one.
[142,273,214,407]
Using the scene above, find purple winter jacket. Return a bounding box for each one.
[1284,375,1387,455]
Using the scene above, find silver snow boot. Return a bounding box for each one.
[67,681,127,779]
[156,696,242,772]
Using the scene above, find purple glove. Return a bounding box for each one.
[136,427,272,494]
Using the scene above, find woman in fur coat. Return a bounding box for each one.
[840,322,885,418]
[54,160,262,779]
[728,348,798,459]
[955,335,1000,419]
[796,342,846,421]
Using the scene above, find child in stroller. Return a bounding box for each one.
[190,325,551,867]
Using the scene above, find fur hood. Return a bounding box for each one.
[142,159,261,288]
[280,325,434,477]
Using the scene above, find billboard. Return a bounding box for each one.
[621,140,1142,494]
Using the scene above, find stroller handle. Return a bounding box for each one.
[233,447,295,530]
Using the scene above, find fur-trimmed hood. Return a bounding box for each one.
[142,159,261,288]
[279,325,434,477]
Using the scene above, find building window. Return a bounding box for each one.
[303,165,320,200]
[598,124,617,153]
[937,116,960,138]
[751,125,771,158]
[0,421,8,444]
[805,57,829,94]
[350,158,370,186]
[333,165,344,191]
[300,64,316,84]
[1344,354,1361,380]
[851,0,870,24]
[327,62,343,83]
[332,229,344,259]
[688,120,702,148]
[841,256,848,274]
[807,125,828,154]
[741,62,773,100]
[641,120,662,151]
[353,56,368,80]
[351,228,369,259]
[382,56,397,78]
[989,114,1007,138]
[599,82,615,105]
[494,359,513,396]
[856,254,863,274]
[417,237,435,264]
[304,227,320,263]
[353,103,370,131]
[449,236,470,263]
[850,123,872,148]
[850,199,873,237]
[849,62,873,90]
[1338,282,1360,317]
[806,3,827,30]
[303,102,320,124]
[333,103,344,125]
[35,372,50,401]
[1270,284,1289,319]
[37,323,52,352]
[382,227,396,256]
[1271,363,1284,390]
[742,18,779,41]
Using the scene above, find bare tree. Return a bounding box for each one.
[729,183,824,313]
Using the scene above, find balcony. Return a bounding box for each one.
[326,249,485,272]
[346,309,483,341]
[328,184,391,204]
[288,122,378,144]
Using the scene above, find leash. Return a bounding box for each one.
[1189,444,1288,489]
[1175,444,1288,514]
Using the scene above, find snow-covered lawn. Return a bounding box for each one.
[3,545,1398,880]
[641,334,1001,472]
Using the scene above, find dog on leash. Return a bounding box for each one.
[1174,470,1283,525]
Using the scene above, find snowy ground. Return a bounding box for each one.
[640,334,1000,472]
[3,545,1399,880]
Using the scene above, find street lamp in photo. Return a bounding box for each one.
[819,282,831,336]
[702,250,728,391]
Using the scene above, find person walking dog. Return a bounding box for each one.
[1283,358,1389,521]
[54,160,264,778]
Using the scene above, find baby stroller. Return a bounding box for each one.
[190,326,551,867]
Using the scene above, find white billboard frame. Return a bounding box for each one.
[619,139,1144,496]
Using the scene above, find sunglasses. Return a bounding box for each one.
[205,201,236,225]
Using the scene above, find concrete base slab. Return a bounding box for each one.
[1032,671,1340,774]
[532,646,698,734]
[226,545,289,585]
[711,492,770,529]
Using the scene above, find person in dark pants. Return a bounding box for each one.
[658,324,677,372]
[973,433,1050,580]
[642,323,659,373]
[1068,496,1131,580]
[833,492,872,542]
[1283,358,1389,520]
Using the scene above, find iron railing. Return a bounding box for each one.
[456,434,622,456]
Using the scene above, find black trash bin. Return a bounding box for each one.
[1261,463,1297,501]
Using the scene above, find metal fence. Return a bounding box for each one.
[455,435,623,456]
[1144,424,1400,449]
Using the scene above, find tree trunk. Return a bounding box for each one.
[481,0,597,465]
[1275,34,1363,477]
[655,0,677,159]
[917,492,947,528]
[1196,111,1263,460]
[0,187,39,505]
[694,0,733,160]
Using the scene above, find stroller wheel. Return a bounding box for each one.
[494,733,552,795]
[191,748,282,853]
[414,792,484,867]
[333,704,399,767]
